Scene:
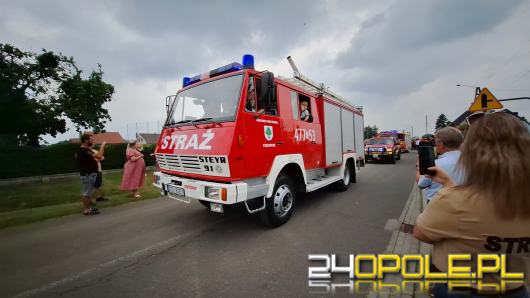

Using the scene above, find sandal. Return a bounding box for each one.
[84,208,100,216]
[134,193,142,199]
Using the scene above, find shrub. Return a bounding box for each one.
[0,143,156,179]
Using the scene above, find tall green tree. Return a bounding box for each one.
[0,43,114,147]
[364,125,379,139]
[435,113,450,131]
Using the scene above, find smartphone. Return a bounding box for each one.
[418,146,436,176]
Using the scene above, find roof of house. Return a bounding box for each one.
[451,110,472,127]
[92,132,125,144]
[137,133,161,144]
[69,132,125,144]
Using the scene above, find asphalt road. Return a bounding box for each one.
[0,153,416,298]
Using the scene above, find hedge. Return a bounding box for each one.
[0,143,156,179]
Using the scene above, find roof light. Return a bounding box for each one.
[209,62,242,77]
[182,77,191,87]
[182,58,247,88]
[242,54,254,69]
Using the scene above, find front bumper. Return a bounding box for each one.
[365,151,392,159]
[153,171,267,205]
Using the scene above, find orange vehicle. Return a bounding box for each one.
[364,137,401,163]
[378,131,411,153]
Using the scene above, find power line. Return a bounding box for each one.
[482,40,530,85]
[503,68,530,89]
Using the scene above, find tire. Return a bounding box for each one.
[334,163,352,191]
[397,152,401,160]
[260,174,296,228]
[390,154,396,164]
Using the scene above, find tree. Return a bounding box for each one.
[435,114,450,131]
[0,43,114,147]
[364,125,379,139]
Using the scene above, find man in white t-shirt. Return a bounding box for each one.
[416,127,464,203]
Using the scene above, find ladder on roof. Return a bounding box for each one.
[280,56,362,111]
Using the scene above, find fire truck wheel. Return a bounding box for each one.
[390,154,396,164]
[260,174,295,227]
[334,163,352,192]
[397,152,401,160]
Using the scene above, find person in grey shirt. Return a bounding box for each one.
[416,127,464,203]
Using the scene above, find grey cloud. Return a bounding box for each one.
[1,0,325,83]
[333,0,525,98]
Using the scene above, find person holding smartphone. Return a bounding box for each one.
[413,113,530,296]
[416,127,464,203]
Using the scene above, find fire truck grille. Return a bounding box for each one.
[155,153,231,177]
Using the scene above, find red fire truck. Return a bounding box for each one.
[153,55,365,227]
[378,131,411,153]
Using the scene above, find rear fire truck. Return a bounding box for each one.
[153,55,365,227]
[378,131,411,153]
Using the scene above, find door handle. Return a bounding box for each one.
[311,141,317,144]
[276,142,284,145]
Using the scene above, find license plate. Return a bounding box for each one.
[166,184,185,197]
[372,154,379,158]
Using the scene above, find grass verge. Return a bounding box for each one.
[0,170,161,229]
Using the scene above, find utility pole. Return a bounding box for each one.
[411,126,414,138]
[425,115,428,134]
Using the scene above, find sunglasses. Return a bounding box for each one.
[466,112,485,126]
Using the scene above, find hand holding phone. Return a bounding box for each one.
[426,166,456,187]
[418,146,436,176]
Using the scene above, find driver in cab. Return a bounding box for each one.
[245,83,264,113]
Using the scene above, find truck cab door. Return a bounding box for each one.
[242,75,283,177]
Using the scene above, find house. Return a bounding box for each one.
[451,109,529,128]
[70,132,125,144]
[136,133,160,145]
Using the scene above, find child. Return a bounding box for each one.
[300,101,311,122]
[91,146,108,202]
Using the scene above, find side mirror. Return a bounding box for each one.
[260,71,275,108]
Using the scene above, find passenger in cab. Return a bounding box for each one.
[245,85,264,113]
[300,101,312,122]
[413,113,530,297]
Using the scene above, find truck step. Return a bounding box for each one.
[306,176,342,192]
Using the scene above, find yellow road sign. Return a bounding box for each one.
[468,87,503,112]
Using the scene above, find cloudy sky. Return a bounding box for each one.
[2,0,529,141]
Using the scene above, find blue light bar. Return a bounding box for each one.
[182,77,191,87]
[188,75,201,84]
[209,62,242,77]
[242,54,254,69]
[182,59,248,88]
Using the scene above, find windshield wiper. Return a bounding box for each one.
[164,120,192,127]
[191,117,213,123]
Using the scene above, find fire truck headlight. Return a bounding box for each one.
[386,148,393,152]
[205,186,228,201]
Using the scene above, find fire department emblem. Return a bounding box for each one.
[264,126,273,141]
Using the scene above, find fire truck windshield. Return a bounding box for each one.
[367,138,394,145]
[166,74,243,126]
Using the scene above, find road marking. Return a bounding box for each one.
[10,216,231,298]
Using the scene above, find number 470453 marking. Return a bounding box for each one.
[295,128,316,142]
